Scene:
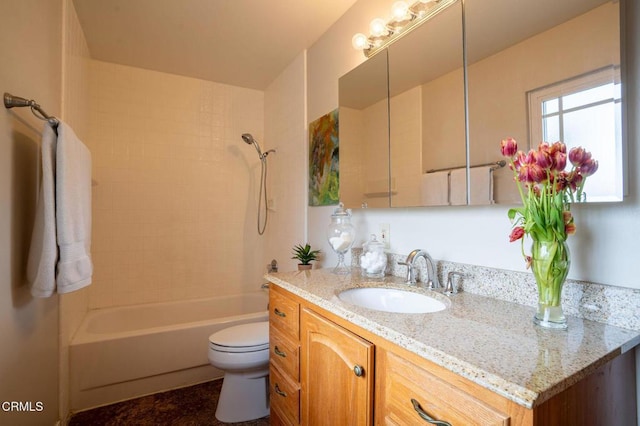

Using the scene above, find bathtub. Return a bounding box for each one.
[69,291,269,410]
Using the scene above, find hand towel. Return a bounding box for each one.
[27,123,58,297]
[26,121,93,297]
[468,166,494,205]
[449,169,467,206]
[55,122,93,293]
[421,171,450,206]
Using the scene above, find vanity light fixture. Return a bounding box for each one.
[351,0,456,57]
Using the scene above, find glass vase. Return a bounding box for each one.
[531,239,570,329]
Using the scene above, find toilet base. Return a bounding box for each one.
[215,370,270,423]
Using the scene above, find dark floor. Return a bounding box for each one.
[68,379,270,426]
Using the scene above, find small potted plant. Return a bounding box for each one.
[291,243,321,271]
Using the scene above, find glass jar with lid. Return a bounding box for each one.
[326,202,355,274]
[360,234,387,278]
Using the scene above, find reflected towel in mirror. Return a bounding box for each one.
[421,171,450,206]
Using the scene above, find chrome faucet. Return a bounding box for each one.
[399,249,440,289]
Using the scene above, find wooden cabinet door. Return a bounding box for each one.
[301,308,374,426]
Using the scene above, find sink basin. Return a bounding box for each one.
[338,287,447,314]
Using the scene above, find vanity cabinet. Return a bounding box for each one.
[268,284,636,426]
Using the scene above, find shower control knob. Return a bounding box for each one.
[353,365,364,377]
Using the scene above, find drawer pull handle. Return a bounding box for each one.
[274,308,286,317]
[411,399,451,426]
[274,384,287,397]
[353,365,364,377]
[274,346,287,358]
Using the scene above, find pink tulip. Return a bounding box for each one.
[550,141,566,154]
[567,171,583,191]
[500,137,518,157]
[552,150,567,172]
[579,159,599,177]
[534,149,552,169]
[519,162,546,183]
[509,226,525,242]
[568,147,592,167]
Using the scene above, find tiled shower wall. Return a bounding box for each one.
[87,61,265,309]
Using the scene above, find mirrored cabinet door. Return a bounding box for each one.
[466,0,624,203]
[339,50,390,209]
[388,0,465,208]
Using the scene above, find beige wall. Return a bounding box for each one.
[59,0,91,420]
[87,61,266,308]
[264,52,308,272]
[0,1,62,425]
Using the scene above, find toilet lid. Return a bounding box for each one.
[209,321,269,352]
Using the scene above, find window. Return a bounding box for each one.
[528,66,623,202]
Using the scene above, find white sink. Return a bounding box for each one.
[338,287,447,314]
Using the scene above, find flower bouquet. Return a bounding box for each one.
[500,137,598,329]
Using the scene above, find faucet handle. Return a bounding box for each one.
[445,271,466,295]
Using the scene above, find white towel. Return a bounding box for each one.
[27,124,58,297]
[469,166,494,205]
[449,169,467,206]
[27,122,93,297]
[421,171,450,206]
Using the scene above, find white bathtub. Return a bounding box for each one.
[69,291,269,410]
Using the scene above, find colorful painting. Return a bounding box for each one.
[308,109,339,206]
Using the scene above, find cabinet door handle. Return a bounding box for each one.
[274,346,287,358]
[411,399,451,426]
[353,365,364,377]
[274,384,287,397]
[274,308,286,317]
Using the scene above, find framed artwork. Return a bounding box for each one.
[308,109,339,206]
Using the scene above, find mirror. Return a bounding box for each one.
[387,0,464,207]
[339,50,390,209]
[338,0,623,208]
[466,0,623,203]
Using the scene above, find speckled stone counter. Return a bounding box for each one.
[265,268,640,410]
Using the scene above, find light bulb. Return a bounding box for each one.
[351,33,369,50]
[369,18,387,37]
[391,1,409,21]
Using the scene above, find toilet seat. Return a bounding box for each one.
[209,321,269,353]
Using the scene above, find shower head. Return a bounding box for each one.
[241,133,264,158]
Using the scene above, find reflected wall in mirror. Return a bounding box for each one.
[466,0,623,203]
[339,50,390,209]
[388,0,465,207]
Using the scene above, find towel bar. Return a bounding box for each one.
[4,92,59,126]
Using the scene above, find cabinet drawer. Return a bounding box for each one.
[376,349,509,426]
[270,328,300,381]
[269,289,300,340]
[270,362,300,425]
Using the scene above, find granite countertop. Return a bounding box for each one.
[265,268,640,410]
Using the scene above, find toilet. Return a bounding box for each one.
[208,321,270,423]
